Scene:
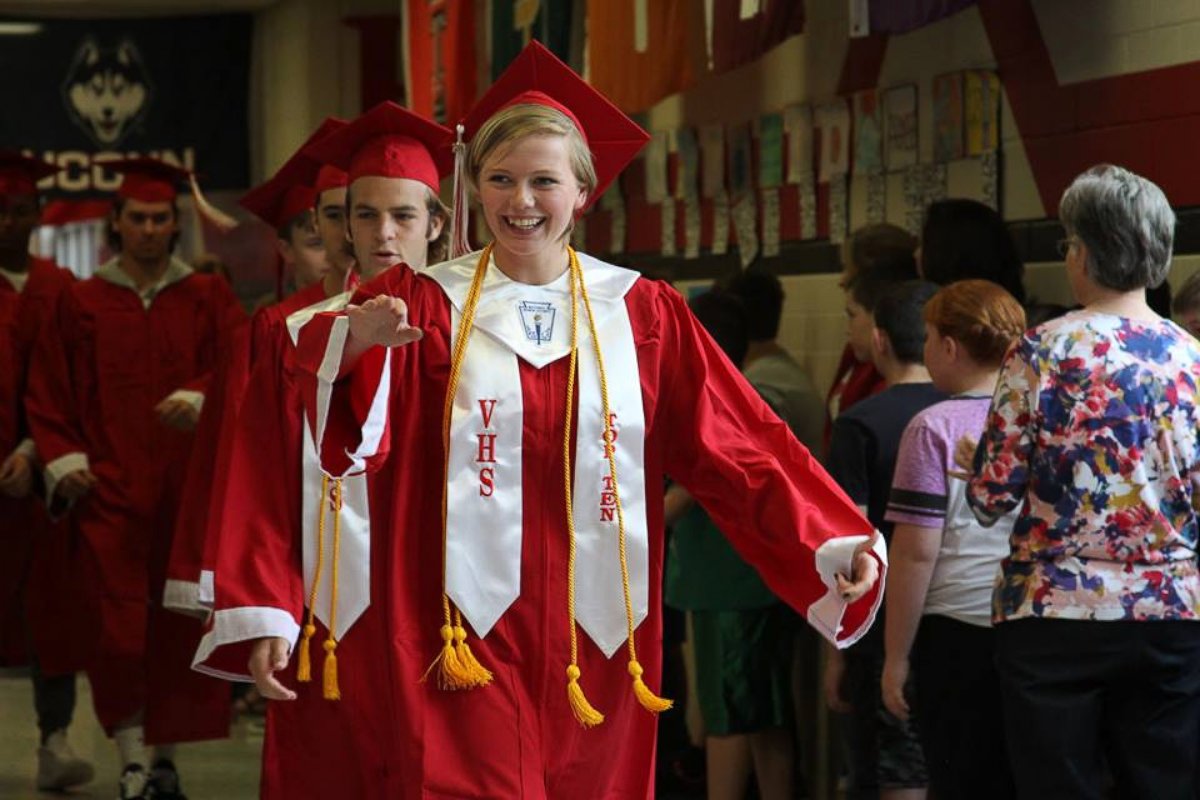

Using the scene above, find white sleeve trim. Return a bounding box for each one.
[806,532,888,650]
[198,569,215,608]
[14,438,37,460]
[191,606,300,682]
[166,389,205,414]
[162,579,208,618]
[43,451,89,507]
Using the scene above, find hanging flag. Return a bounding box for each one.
[675,128,700,200]
[644,132,670,204]
[706,0,805,75]
[758,113,784,189]
[700,124,726,198]
[852,90,884,175]
[404,0,477,125]
[816,100,851,183]
[784,104,814,183]
[964,70,1000,156]
[884,84,919,170]
[860,0,977,35]
[933,72,965,162]
[588,0,694,113]
[491,0,576,79]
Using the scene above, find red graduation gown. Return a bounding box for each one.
[0,258,82,670]
[25,262,243,742]
[166,278,329,613]
[200,262,880,799]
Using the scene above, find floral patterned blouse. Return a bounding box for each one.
[968,311,1200,622]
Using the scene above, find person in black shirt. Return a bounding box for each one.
[826,279,943,800]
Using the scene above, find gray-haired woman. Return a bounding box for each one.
[956,164,1200,798]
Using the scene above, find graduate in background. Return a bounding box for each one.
[25,158,244,800]
[194,102,453,799]
[0,151,94,793]
[203,42,883,798]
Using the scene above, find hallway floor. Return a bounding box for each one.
[0,669,262,799]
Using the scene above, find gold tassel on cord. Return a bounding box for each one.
[575,250,674,716]
[566,665,605,728]
[453,619,493,686]
[322,638,341,700]
[296,623,316,682]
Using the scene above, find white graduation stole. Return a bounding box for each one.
[287,292,376,641]
[432,250,648,657]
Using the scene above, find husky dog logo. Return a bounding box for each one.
[61,38,152,146]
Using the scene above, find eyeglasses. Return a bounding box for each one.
[1056,237,1079,258]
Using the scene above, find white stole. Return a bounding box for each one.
[431,250,648,657]
[287,292,376,640]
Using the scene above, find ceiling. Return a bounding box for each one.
[0,0,279,17]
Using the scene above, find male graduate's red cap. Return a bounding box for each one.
[457,40,650,211]
[0,152,59,196]
[305,101,453,191]
[240,117,348,229]
[105,157,192,203]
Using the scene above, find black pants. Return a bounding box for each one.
[995,618,1200,800]
[913,615,1013,799]
[31,660,76,743]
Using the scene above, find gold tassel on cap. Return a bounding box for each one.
[576,252,673,715]
[423,244,494,691]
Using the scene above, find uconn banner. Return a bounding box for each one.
[0,14,251,197]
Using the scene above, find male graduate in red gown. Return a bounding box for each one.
[199,44,885,800]
[193,102,453,800]
[0,151,95,792]
[164,119,348,619]
[25,158,244,800]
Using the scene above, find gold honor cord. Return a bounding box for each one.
[298,475,345,700]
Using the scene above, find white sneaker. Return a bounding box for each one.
[36,729,95,790]
[118,763,149,799]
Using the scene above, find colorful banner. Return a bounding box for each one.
[705,0,805,74]
[816,100,851,182]
[784,104,814,182]
[758,113,784,189]
[0,14,251,196]
[861,0,977,35]
[852,89,884,175]
[965,70,1001,155]
[933,72,965,162]
[405,0,477,126]
[674,128,700,200]
[884,84,919,169]
[727,123,754,198]
[588,0,694,112]
[700,124,726,198]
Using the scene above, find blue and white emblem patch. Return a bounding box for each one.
[517,300,556,345]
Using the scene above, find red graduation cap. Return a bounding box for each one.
[105,157,192,203]
[240,117,348,229]
[314,164,348,195]
[458,40,650,210]
[306,101,453,192]
[0,151,57,196]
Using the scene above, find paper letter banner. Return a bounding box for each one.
[727,123,754,199]
[816,100,851,183]
[884,84,918,170]
[758,113,784,189]
[932,72,965,162]
[965,70,1001,156]
[674,128,700,200]
[405,0,477,125]
[732,191,759,267]
[588,0,694,112]
[784,104,814,183]
[829,175,849,245]
[644,132,670,204]
[700,124,726,198]
[712,190,731,255]
[761,187,781,257]
[852,89,884,175]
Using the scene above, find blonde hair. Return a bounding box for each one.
[924,279,1026,367]
[467,103,597,199]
